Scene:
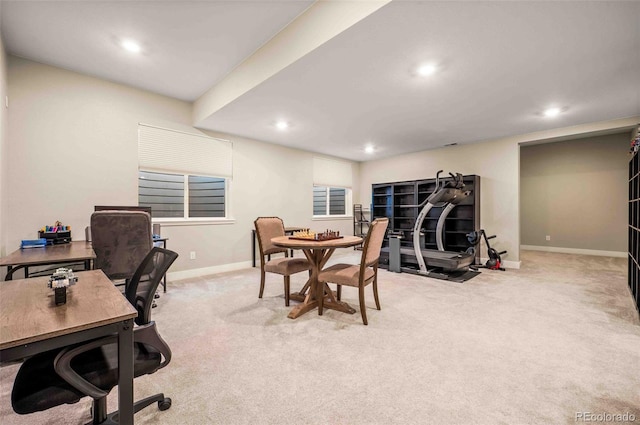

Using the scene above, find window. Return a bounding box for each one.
[188,175,226,218]
[313,186,351,216]
[138,170,226,219]
[312,156,353,218]
[137,123,233,220]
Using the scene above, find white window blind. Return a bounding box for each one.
[313,156,353,188]
[138,123,232,178]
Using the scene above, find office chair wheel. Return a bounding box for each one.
[154,292,160,299]
[158,397,172,411]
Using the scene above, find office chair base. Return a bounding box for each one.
[89,393,171,424]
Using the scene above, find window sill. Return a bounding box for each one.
[312,216,353,221]
[153,218,236,227]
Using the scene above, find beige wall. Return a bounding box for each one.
[160,131,358,274]
[5,56,637,272]
[520,133,629,253]
[358,118,640,265]
[0,34,8,256]
[6,56,191,258]
[359,138,520,263]
[5,57,357,274]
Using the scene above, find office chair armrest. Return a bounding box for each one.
[135,321,172,369]
[54,335,117,399]
[53,322,172,398]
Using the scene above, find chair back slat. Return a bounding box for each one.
[362,218,389,267]
[254,217,286,256]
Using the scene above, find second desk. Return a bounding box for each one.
[0,241,95,281]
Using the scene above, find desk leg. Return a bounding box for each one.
[117,318,134,425]
[162,240,167,292]
[4,265,15,281]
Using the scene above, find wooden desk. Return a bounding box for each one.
[252,226,307,267]
[0,270,138,425]
[272,235,363,319]
[0,241,96,281]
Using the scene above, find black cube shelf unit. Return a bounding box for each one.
[372,175,481,265]
[629,143,640,318]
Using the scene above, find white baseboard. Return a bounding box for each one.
[167,260,252,281]
[480,257,521,269]
[167,254,525,280]
[520,245,627,258]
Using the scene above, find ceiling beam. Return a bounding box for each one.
[192,0,390,127]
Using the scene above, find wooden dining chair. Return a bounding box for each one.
[318,218,389,325]
[254,217,311,306]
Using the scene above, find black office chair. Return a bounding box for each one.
[11,247,179,425]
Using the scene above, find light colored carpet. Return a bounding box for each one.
[1,250,639,425]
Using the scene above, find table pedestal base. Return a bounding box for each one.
[287,285,356,319]
[287,298,356,319]
[268,240,363,321]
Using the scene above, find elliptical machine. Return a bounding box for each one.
[466,230,507,271]
[384,170,478,282]
[411,170,472,275]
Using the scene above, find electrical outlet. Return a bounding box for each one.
[190,251,196,260]
[545,235,551,241]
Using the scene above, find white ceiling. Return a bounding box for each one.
[2,1,639,161]
[0,0,313,101]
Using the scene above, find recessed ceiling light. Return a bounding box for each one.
[543,107,561,117]
[417,63,437,77]
[275,121,289,130]
[365,145,375,154]
[121,39,141,53]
